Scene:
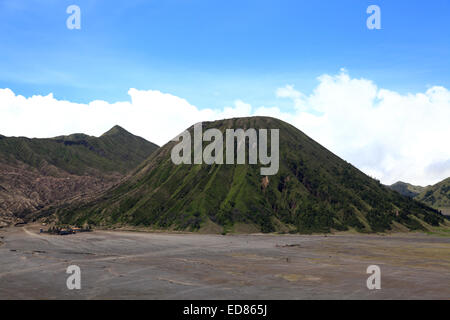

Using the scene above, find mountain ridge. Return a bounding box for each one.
[0,126,159,226]
[415,177,450,215]
[101,125,130,137]
[389,181,427,198]
[389,178,450,215]
[54,117,445,233]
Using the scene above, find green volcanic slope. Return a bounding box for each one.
[0,126,158,224]
[415,178,450,214]
[57,117,445,233]
[389,181,426,198]
[0,125,158,176]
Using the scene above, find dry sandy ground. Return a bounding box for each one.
[0,225,449,300]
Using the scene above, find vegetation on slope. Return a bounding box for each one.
[0,126,158,223]
[0,125,158,176]
[389,181,426,198]
[57,117,445,233]
[415,178,450,214]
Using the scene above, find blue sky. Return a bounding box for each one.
[1,0,449,109]
[1,0,450,185]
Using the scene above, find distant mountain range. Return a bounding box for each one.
[389,181,426,198]
[0,126,158,226]
[51,117,445,233]
[390,179,450,215]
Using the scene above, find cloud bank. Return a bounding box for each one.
[275,71,450,186]
[1,70,449,186]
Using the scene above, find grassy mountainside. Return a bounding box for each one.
[389,181,426,198]
[415,178,450,214]
[56,117,444,233]
[0,126,158,225]
[0,125,158,176]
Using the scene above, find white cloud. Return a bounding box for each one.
[1,70,449,186]
[0,88,241,147]
[275,71,450,186]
